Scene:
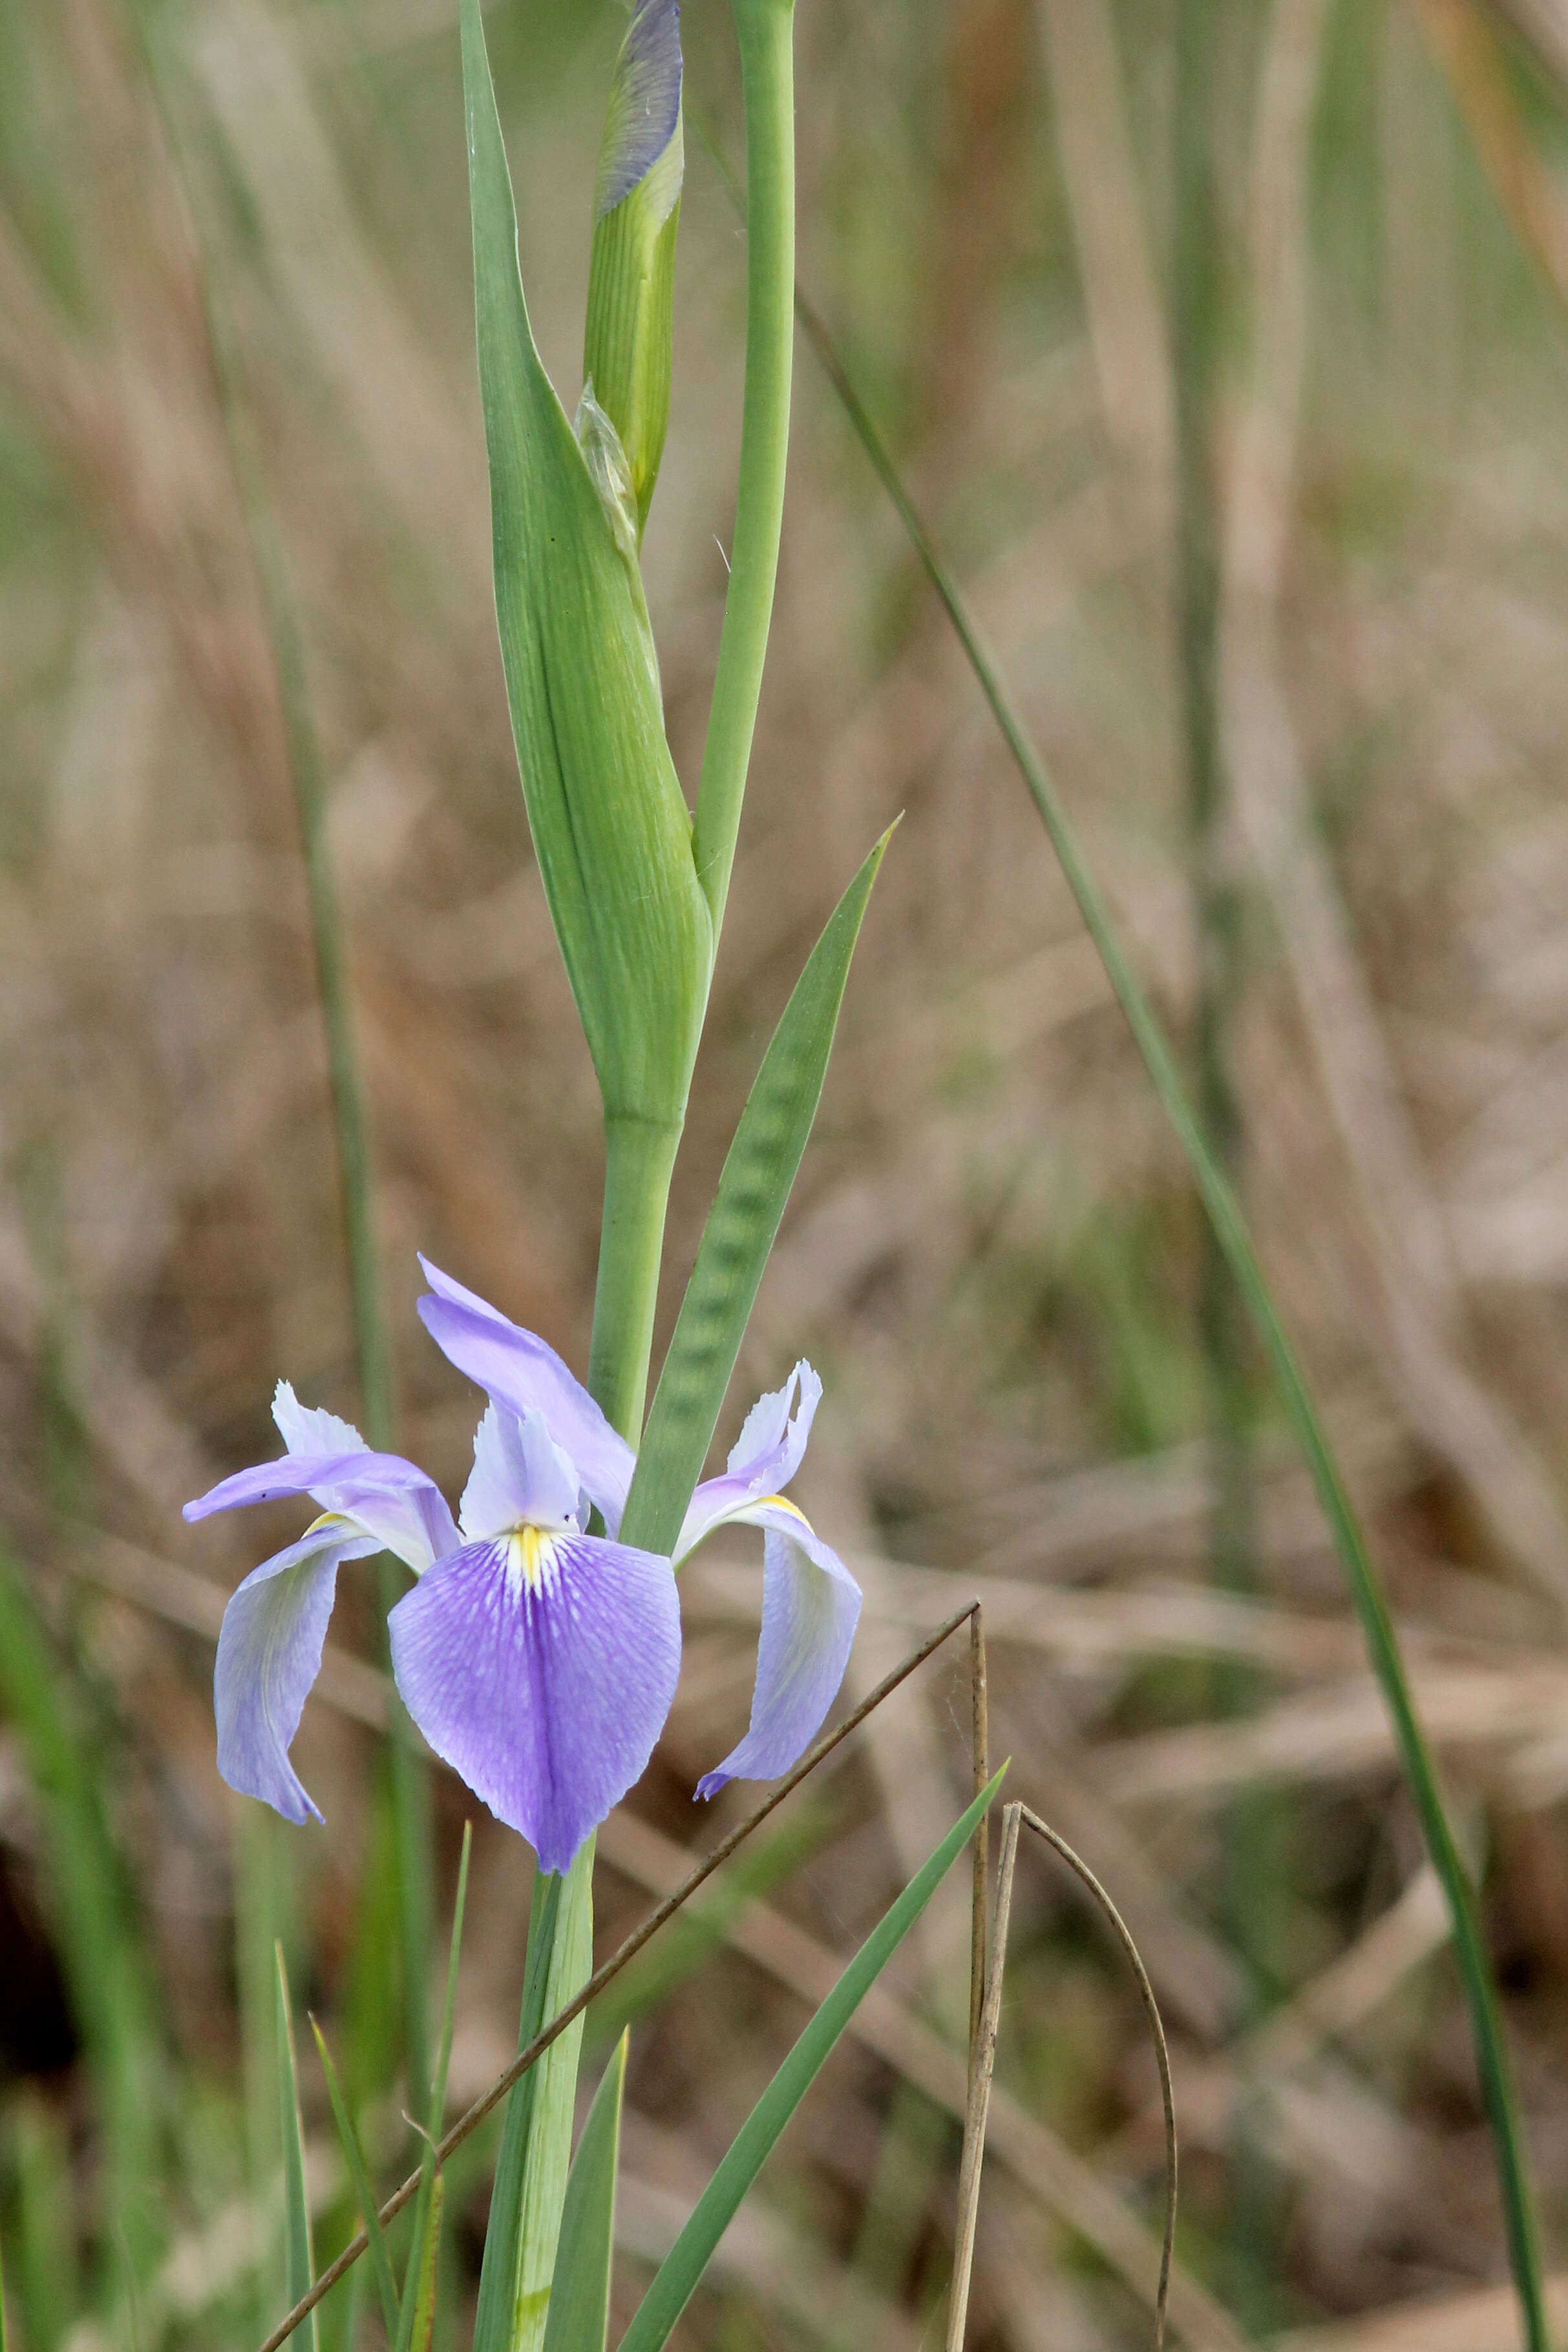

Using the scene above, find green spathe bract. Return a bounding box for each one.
[461,0,710,1134]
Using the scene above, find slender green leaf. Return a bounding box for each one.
[507,1843,597,2352]
[471,1870,562,2352]
[460,0,711,1132]
[790,289,1550,2352]
[396,1823,472,2352]
[541,2033,628,2352]
[622,826,893,1556]
[310,2020,399,2338]
[274,1947,319,2352]
[407,2172,443,2352]
[0,1543,162,2287]
[619,1766,1006,2352]
[1,2205,9,2352]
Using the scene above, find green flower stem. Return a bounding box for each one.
[792,294,1549,2352]
[588,1117,684,1443]
[692,0,796,937]
[503,8,803,2332]
[505,1114,683,2352]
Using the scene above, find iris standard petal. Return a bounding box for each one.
[417,1258,635,1531]
[695,1502,862,1798]
[184,1448,456,1574]
[271,1381,363,1458]
[594,0,682,218]
[388,1530,680,1875]
[215,1523,378,1823]
[674,1363,822,1561]
[460,1405,582,1542]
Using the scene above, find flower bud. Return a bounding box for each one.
[584,0,683,538]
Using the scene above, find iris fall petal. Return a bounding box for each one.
[389,1529,680,1874]
[215,1522,379,1823]
[695,1501,861,1798]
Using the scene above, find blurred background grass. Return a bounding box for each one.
[10,0,1568,2346]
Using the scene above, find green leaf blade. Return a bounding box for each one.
[622,825,894,1556]
[541,2031,628,2352]
[310,2018,399,2339]
[471,1869,563,2352]
[273,1947,319,2352]
[618,1766,1006,2352]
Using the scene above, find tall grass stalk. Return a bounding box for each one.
[1172,2,1278,2312]
[791,291,1551,2352]
[159,94,435,2112]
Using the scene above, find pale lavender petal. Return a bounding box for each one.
[460,1406,581,1542]
[695,1503,861,1798]
[388,1531,680,1874]
[272,1380,363,1458]
[184,1448,456,1574]
[418,1258,634,1530]
[595,0,681,218]
[674,1364,821,1561]
[215,1524,378,1823]
[325,1475,460,1574]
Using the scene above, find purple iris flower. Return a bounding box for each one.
[183,1260,862,1875]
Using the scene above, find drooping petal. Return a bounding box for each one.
[695,1502,861,1799]
[388,1531,680,1874]
[674,1364,822,1561]
[215,1522,379,1824]
[460,1405,582,1542]
[417,1259,635,1531]
[184,1448,457,1575]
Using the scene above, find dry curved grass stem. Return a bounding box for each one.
[946,1801,1178,2352]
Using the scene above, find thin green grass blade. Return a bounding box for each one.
[431,1821,472,2139]
[792,294,1549,2352]
[0,1544,162,2288]
[540,2032,628,2352]
[471,1870,563,2352]
[309,2020,399,2339]
[407,2172,444,2352]
[621,826,893,1556]
[274,1948,319,2352]
[1,2203,9,2352]
[395,1823,472,2352]
[617,1767,1006,2352]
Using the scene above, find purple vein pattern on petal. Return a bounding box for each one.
[675,1364,822,1560]
[388,1532,680,1875]
[595,0,681,218]
[216,1524,379,1823]
[417,1259,635,1532]
[695,1504,862,1798]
